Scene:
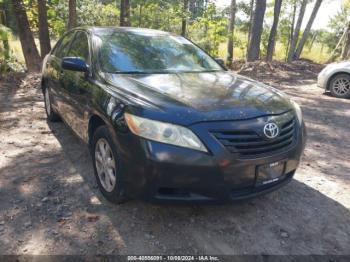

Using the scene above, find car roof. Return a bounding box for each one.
[73,26,173,37]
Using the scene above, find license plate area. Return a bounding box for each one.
[256,161,286,186]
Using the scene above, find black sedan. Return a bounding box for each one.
[41,27,306,203]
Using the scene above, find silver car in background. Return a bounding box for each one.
[317,61,350,98]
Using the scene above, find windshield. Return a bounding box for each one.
[96,30,223,74]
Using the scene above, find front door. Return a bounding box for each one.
[59,31,92,140]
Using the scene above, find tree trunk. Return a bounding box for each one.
[285,1,297,61]
[327,24,347,63]
[189,0,195,17]
[341,22,350,59]
[120,0,131,26]
[38,0,51,58]
[294,0,323,59]
[138,3,143,27]
[226,0,236,66]
[266,0,283,61]
[11,0,41,72]
[287,0,307,62]
[68,0,77,30]
[308,32,317,51]
[181,0,189,37]
[247,0,266,62]
[124,0,131,26]
[247,0,254,49]
[120,0,124,26]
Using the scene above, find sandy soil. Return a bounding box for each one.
[0,65,349,255]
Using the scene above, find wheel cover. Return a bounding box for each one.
[332,78,350,95]
[95,138,117,192]
[45,88,51,115]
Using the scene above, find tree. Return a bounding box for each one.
[294,0,323,59]
[247,0,254,48]
[287,0,308,62]
[285,0,297,60]
[68,0,77,29]
[266,0,283,61]
[247,0,266,61]
[120,0,131,26]
[226,0,236,66]
[11,0,41,72]
[188,0,207,19]
[327,0,350,62]
[341,22,350,59]
[38,0,51,58]
[187,2,226,56]
[0,7,10,60]
[181,0,189,36]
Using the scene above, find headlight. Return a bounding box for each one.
[124,113,207,152]
[291,100,303,124]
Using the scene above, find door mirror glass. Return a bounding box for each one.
[62,57,88,72]
[215,58,225,67]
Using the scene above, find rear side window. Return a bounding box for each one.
[68,31,90,64]
[53,31,75,58]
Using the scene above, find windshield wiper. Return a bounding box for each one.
[111,71,151,74]
[108,69,223,74]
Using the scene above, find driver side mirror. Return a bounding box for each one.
[215,58,225,67]
[62,57,88,72]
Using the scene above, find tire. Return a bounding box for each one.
[43,87,61,122]
[329,73,350,98]
[91,125,128,204]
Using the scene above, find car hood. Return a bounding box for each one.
[103,71,293,125]
[325,60,350,71]
[331,60,350,67]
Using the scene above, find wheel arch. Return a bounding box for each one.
[327,71,350,90]
[41,78,47,94]
[88,114,107,146]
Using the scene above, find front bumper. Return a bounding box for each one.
[317,72,328,89]
[113,117,307,203]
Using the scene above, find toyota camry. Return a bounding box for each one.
[41,27,306,203]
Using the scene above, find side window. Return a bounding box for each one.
[54,32,75,58]
[68,31,90,64]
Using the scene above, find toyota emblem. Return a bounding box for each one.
[263,122,279,139]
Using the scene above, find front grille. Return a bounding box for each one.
[212,117,296,158]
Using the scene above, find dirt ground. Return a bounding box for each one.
[0,62,349,255]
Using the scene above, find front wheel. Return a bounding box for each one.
[91,126,128,204]
[329,74,350,98]
[44,87,60,121]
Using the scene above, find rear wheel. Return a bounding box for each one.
[44,87,60,121]
[91,125,128,204]
[329,74,350,98]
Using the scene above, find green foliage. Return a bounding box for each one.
[0,25,25,74]
[0,24,9,41]
[0,0,339,65]
[130,1,183,32]
[235,0,252,34]
[328,0,350,38]
[23,0,120,38]
[0,56,25,75]
[188,3,227,57]
[0,24,10,59]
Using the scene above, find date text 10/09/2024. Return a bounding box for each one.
[127,256,220,261]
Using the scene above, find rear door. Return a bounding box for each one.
[46,31,76,115]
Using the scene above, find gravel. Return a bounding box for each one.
[0,69,349,255]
